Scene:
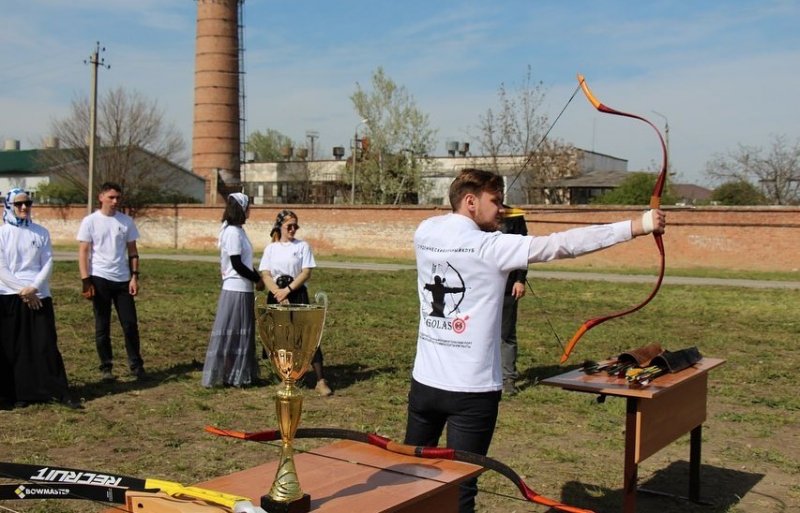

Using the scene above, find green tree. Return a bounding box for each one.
[246,129,297,161]
[705,134,800,205]
[35,182,85,205]
[711,180,768,205]
[350,67,437,204]
[593,172,677,205]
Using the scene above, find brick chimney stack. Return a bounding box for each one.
[193,0,243,204]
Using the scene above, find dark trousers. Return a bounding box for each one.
[404,378,501,513]
[91,276,143,372]
[500,293,519,382]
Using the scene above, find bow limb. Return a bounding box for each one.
[560,75,668,364]
[206,426,595,513]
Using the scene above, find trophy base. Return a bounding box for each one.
[260,493,311,513]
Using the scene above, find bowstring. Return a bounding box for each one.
[524,279,565,354]
[505,82,581,357]
[505,82,582,192]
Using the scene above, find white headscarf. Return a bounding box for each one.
[218,192,250,247]
[228,192,249,211]
[3,188,31,227]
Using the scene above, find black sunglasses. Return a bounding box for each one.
[285,223,299,230]
[13,200,33,208]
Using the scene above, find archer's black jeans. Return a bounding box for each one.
[404,378,501,513]
[91,276,143,372]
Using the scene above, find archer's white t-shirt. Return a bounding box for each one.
[219,225,255,292]
[76,211,139,282]
[258,239,316,279]
[412,213,632,393]
[413,213,529,393]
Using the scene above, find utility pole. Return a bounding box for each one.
[85,42,109,215]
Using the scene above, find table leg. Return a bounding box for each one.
[689,424,702,501]
[623,397,638,513]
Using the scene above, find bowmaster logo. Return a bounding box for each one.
[14,485,70,498]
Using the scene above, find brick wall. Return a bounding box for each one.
[36,204,800,272]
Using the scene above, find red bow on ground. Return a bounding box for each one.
[206,425,596,513]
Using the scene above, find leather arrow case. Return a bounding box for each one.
[651,346,703,373]
[617,342,664,367]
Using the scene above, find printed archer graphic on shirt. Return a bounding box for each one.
[423,262,467,317]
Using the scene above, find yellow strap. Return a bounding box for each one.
[144,479,251,510]
[503,207,525,218]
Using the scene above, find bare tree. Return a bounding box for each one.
[473,66,579,204]
[705,134,800,205]
[350,67,437,204]
[37,87,187,209]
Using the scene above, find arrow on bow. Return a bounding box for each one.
[205,425,596,513]
[559,74,668,364]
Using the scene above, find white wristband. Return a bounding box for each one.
[641,210,655,235]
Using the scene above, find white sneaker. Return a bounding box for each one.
[315,379,333,396]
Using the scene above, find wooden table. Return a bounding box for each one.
[541,357,725,513]
[115,439,482,513]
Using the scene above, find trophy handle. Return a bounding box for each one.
[314,291,328,349]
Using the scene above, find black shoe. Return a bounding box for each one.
[101,369,115,382]
[60,397,84,410]
[131,367,146,380]
[13,401,29,409]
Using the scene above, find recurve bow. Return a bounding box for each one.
[559,74,668,364]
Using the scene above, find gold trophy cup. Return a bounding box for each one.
[255,291,328,513]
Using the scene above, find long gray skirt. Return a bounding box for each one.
[202,289,259,387]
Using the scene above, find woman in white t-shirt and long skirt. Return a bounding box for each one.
[202,193,264,388]
[259,209,332,396]
[0,189,77,409]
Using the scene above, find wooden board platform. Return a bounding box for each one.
[110,439,482,513]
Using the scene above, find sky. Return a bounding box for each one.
[1,0,799,186]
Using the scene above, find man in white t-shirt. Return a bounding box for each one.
[404,168,666,513]
[77,182,144,382]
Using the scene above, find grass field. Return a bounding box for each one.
[1,258,798,513]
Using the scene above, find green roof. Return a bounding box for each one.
[0,149,40,174]
[0,148,87,175]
